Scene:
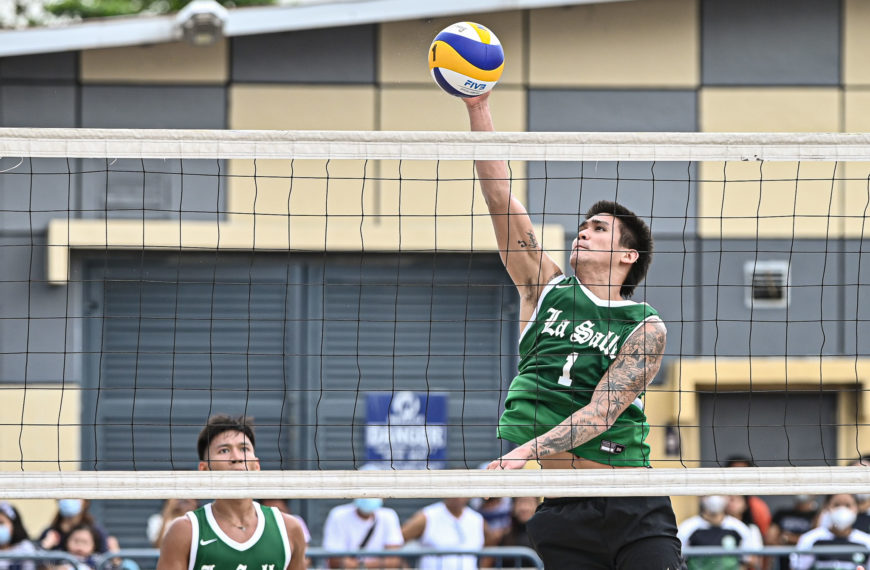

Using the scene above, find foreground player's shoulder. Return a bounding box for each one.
[280,513,307,570]
[156,516,193,570]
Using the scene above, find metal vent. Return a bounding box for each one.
[744,260,790,309]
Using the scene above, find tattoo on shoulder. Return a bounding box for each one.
[516,230,540,249]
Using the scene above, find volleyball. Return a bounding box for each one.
[428,22,505,98]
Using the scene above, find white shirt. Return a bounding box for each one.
[322,503,403,554]
[419,502,485,570]
[790,526,870,570]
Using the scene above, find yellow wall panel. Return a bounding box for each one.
[228,85,377,219]
[529,0,698,87]
[380,86,525,132]
[379,11,524,87]
[844,0,870,85]
[699,88,842,238]
[0,386,80,535]
[80,40,228,83]
[229,85,376,130]
[843,90,870,238]
[700,88,840,133]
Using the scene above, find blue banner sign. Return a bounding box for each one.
[365,391,448,469]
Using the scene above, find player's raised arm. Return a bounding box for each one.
[488,316,667,468]
[463,94,561,307]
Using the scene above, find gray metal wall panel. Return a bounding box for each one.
[0,157,76,232]
[76,158,227,222]
[0,52,77,80]
[698,239,843,357]
[231,26,376,83]
[842,241,870,360]
[0,236,78,383]
[526,89,697,237]
[699,392,837,467]
[0,85,77,127]
[702,0,840,85]
[80,85,226,129]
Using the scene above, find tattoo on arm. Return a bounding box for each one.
[516,230,540,249]
[529,319,667,458]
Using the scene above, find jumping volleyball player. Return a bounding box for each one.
[464,93,682,568]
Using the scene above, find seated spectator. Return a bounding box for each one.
[766,495,818,570]
[39,499,116,554]
[58,524,138,570]
[726,456,773,539]
[146,499,198,548]
[486,496,538,568]
[849,457,870,533]
[790,494,870,570]
[0,502,38,570]
[402,498,486,570]
[469,497,512,544]
[677,495,763,570]
[322,498,403,568]
[258,499,311,544]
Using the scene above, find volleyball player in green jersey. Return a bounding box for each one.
[464,93,682,569]
[157,415,306,570]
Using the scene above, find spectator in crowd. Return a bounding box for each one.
[726,456,773,539]
[483,496,538,568]
[322,497,403,568]
[469,497,513,544]
[766,495,819,570]
[677,495,762,570]
[402,498,487,570]
[790,494,870,570]
[0,502,38,570]
[850,457,870,534]
[58,523,102,569]
[39,499,117,555]
[257,499,311,545]
[726,494,767,568]
[146,499,199,548]
[58,523,137,570]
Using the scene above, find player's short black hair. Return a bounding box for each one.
[583,200,653,298]
[197,414,256,461]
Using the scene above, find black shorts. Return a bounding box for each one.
[525,496,683,570]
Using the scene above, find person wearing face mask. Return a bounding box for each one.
[677,495,763,570]
[849,457,870,534]
[0,502,37,570]
[39,499,115,554]
[322,496,404,568]
[790,494,870,570]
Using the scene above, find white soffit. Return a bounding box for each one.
[0,0,631,57]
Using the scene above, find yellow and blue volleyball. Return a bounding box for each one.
[428,22,505,98]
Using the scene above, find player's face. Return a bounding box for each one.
[199,430,260,472]
[570,214,629,270]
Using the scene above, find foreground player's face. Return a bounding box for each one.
[199,430,260,472]
[570,214,628,271]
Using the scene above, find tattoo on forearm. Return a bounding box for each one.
[530,320,667,458]
[516,230,540,250]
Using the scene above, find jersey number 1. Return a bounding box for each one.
[558,353,579,386]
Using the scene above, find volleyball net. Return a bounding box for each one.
[0,127,869,500]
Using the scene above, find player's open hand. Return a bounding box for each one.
[486,445,533,470]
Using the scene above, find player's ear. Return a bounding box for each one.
[249,457,261,472]
[621,248,639,265]
[198,460,210,472]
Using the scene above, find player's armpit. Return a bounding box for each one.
[156,516,192,570]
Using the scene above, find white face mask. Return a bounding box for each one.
[827,506,857,530]
[701,495,728,515]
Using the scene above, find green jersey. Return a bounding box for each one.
[187,502,291,570]
[498,274,661,466]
